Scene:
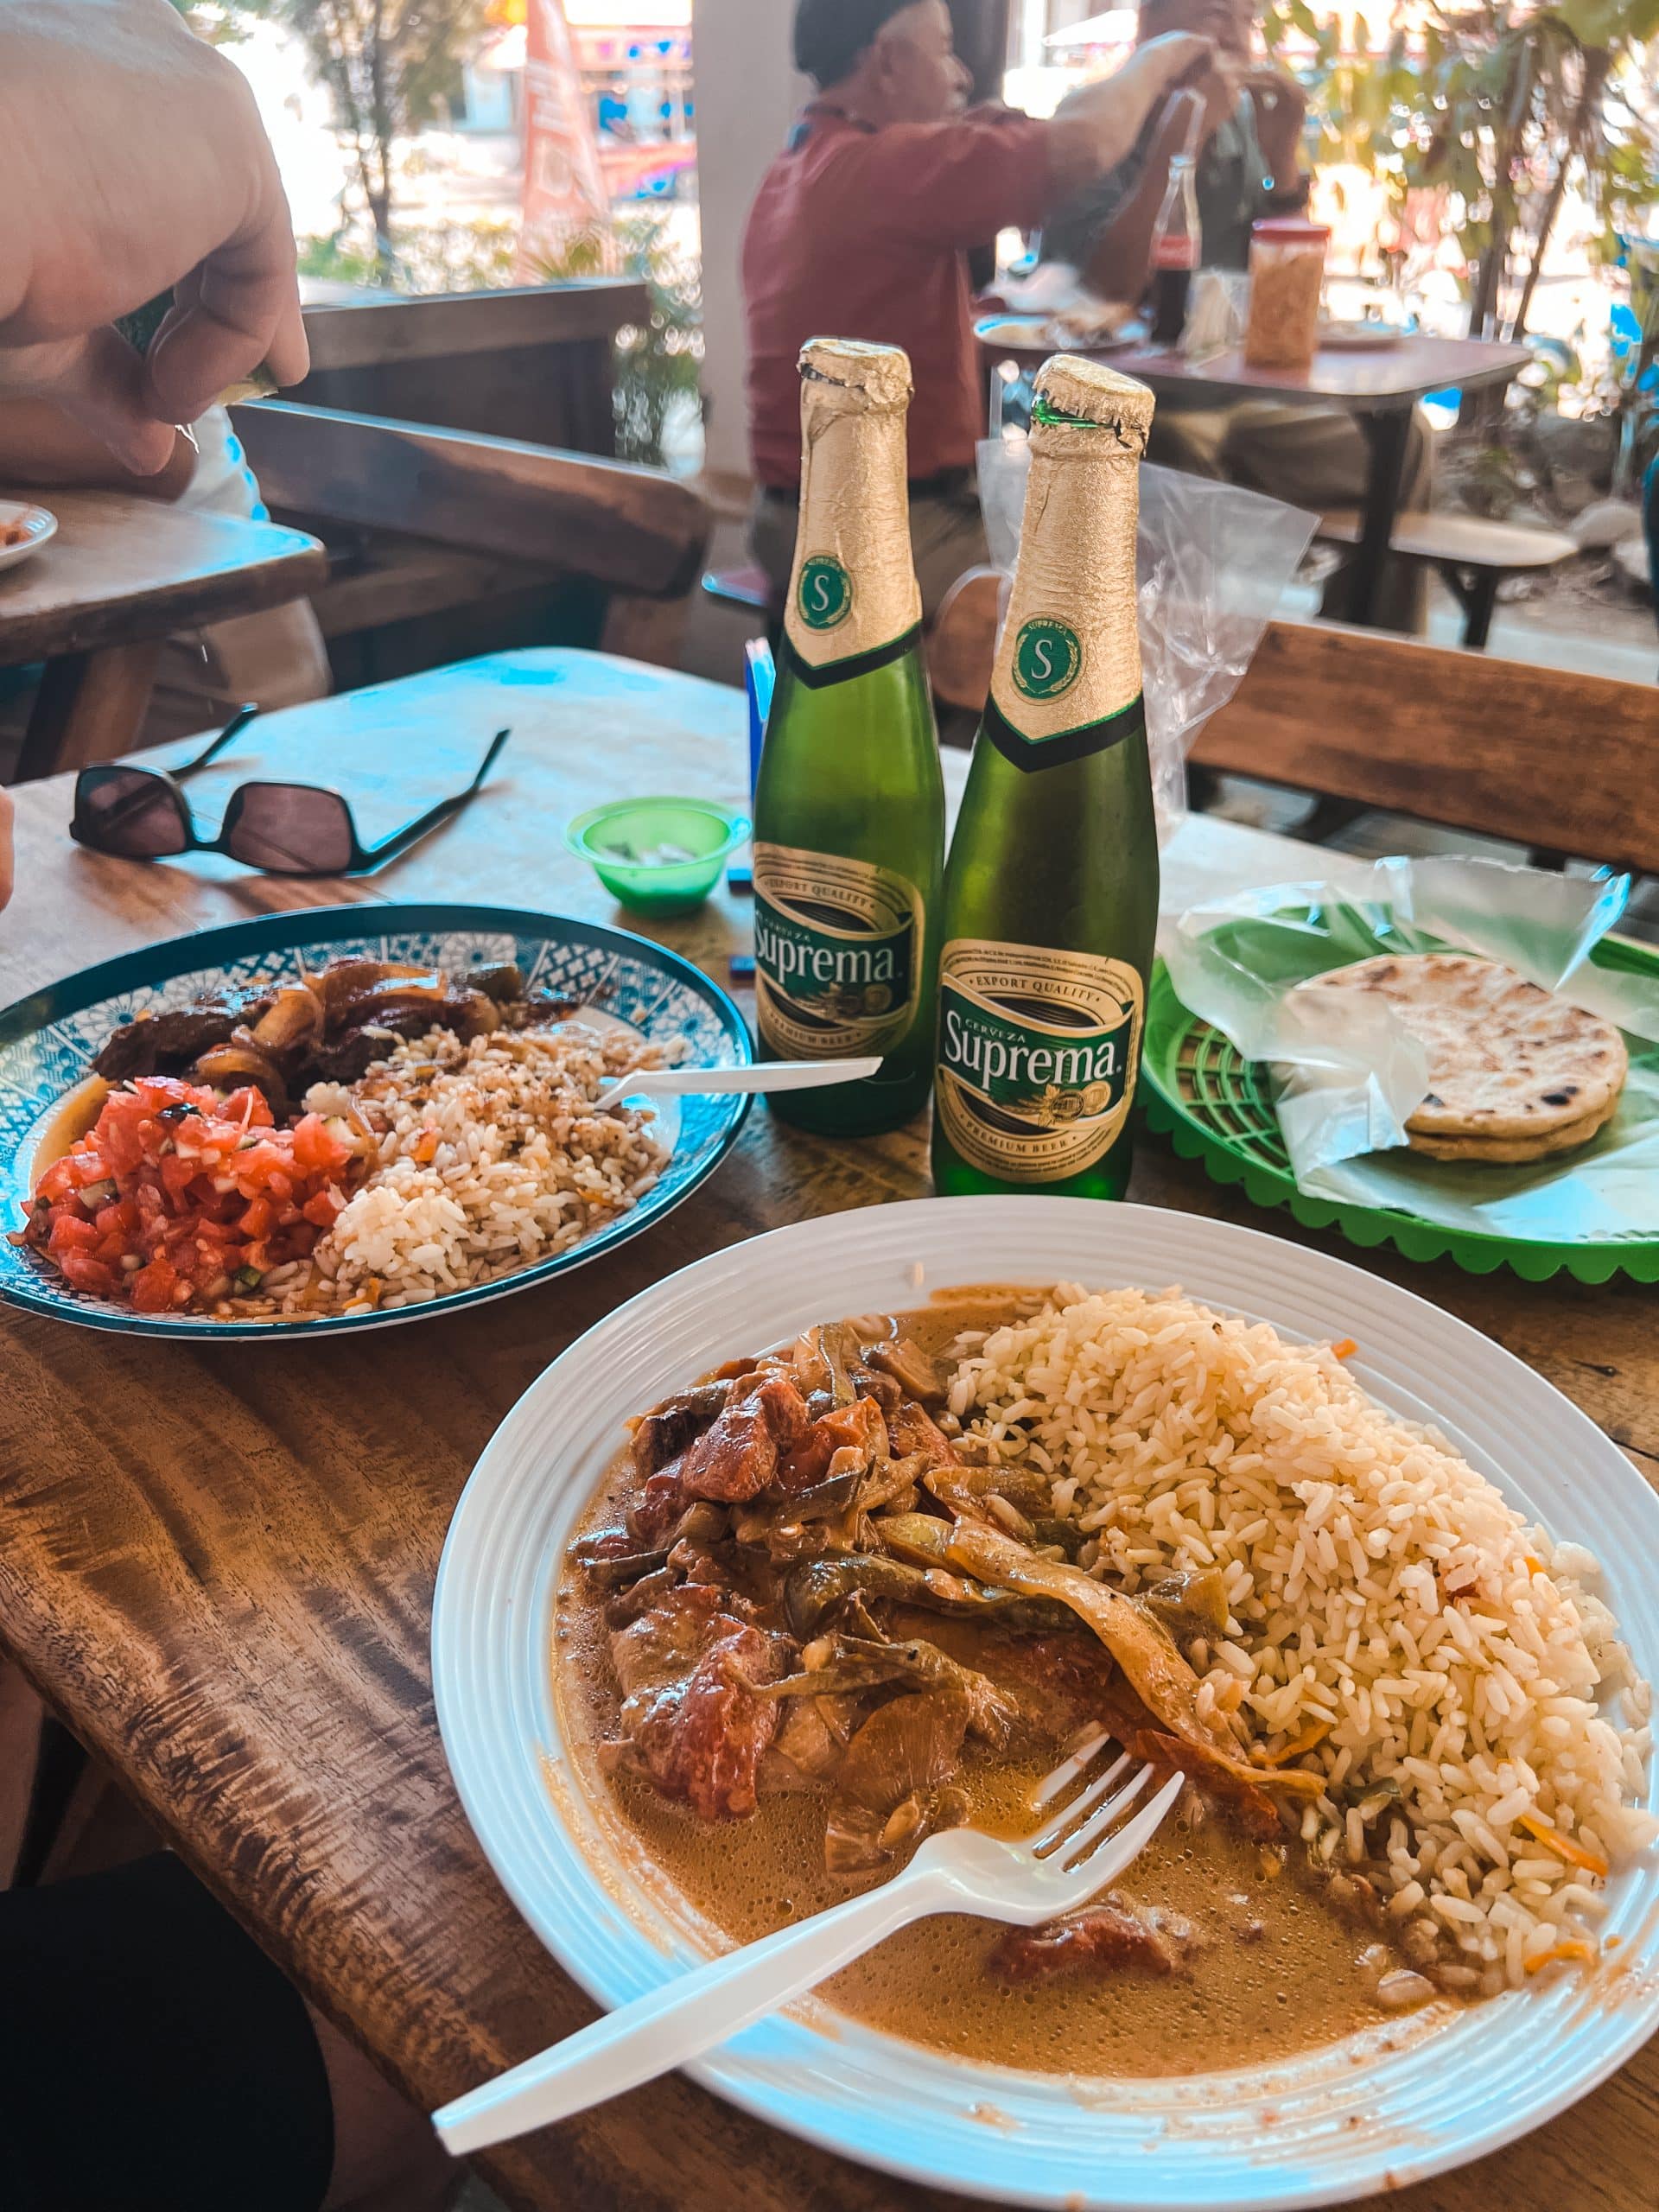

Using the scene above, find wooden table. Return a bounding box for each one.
[976,324,1531,628]
[0,486,326,783]
[1,649,1655,2212]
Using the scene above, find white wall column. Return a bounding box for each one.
[692,0,809,482]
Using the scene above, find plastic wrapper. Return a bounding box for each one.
[977,434,1314,841]
[1164,855,1659,1242]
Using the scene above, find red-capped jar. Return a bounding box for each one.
[1245,217,1331,371]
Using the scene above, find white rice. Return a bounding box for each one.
[947,1283,1657,1987]
[245,1021,672,1317]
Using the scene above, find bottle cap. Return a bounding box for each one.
[1033,355,1155,445]
[798,338,913,410]
[1251,218,1331,242]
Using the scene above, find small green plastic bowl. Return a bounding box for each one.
[565,797,751,918]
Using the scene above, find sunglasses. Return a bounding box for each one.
[72,710,511,877]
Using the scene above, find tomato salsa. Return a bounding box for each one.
[21,1077,360,1313]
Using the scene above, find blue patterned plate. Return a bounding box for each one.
[0,904,753,1339]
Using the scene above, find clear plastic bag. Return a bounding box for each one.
[977,434,1315,841]
[1163,856,1659,1242]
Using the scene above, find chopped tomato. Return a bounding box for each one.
[130,1257,180,1313]
[22,1070,366,1315]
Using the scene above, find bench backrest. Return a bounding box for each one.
[1194,619,1659,874]
[927,570,1658,873]
[229,401,710,602]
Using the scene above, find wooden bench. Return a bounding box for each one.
[1317,508,1578,650]
[926,574,1658,871]
[230,400,711,685]
[1193,616,1659,874]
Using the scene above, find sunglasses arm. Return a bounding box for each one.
[355,728,511,864]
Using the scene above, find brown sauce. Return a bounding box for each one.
[554,1294,1406,2079]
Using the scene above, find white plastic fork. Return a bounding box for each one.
[432,1731,1183,2155]
[594,1057,882,1111]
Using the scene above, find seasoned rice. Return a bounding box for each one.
[947,1283,1656,1990]
[239,1020,673,1317]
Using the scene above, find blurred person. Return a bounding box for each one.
[0,0,308,470]
[1044,0,1310,290]
[743,0,1214,615]
[1041,0,1434,632]
[0,0,319,910]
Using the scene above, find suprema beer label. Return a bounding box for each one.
[753,842,924,1058]
[936,938,1144,1182]
[1012,618,1083,702]
[797,554,853,632]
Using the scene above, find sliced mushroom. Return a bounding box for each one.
[823,1691,970,1874]
[785,1547,1068,1639]
[251,984,325,1055]
[194,1039,289,1116]
[1139,1567,1230,1647]
[863,1337,947,1404]
[757,1633,1015,1746]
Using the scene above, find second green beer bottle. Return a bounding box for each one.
[753,339,944,1135]
[932,355,1160,1201]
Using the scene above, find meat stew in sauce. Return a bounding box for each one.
[556,1294,1440,2077]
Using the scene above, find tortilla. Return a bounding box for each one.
[1294,954,1628,1145]
[1407,1095,1620,1164]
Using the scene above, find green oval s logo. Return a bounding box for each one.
[798,554,853,632]
[1012,617,1083,702]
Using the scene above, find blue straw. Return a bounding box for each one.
[745,637,775,806]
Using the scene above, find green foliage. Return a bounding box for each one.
[297,215,519,295]
[1262,1,1659,339]
[223,0,493,258]
[529,211,705,468]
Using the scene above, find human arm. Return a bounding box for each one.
[1075,89,1206,303]
[858,32,1215,251]
[1046,33,1217,197]
[0,0,307,473]
[1242,67,1311,200]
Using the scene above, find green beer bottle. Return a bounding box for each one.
[753,338,944,1136]
[932,355,1158,1201]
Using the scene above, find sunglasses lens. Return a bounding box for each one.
[226,785,354,875]
[76,770,188,858]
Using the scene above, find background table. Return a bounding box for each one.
[0,486,325,782]
[976,324,1531,628]
[1,649,1655,2212]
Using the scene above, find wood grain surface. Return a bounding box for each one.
[0,487,326,664]
[0,649,1654,2212]
[232,404,710,601]
[1194,615,1659,874]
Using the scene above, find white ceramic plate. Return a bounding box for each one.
[432,1198,1659,2208]
[0,499,57,573]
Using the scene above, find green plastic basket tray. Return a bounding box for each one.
[1141,934,1659,1286]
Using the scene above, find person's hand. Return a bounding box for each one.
[0,0,308,473]
[1052,31,1216,181]
[1243,67,1309,188]
[0,789,14,914]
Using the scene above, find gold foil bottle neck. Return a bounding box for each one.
[1032,354,1154,457]
[786,339,922,669]
[989,352,1152,743]
[799,337,914,414]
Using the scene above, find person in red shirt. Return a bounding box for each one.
[743,0,1212,614]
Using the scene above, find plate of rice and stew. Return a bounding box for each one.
[0,905,753,1338]
[433,1196,1659,2209]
